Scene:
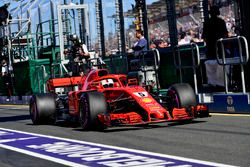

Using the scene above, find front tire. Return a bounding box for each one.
[167,83,196,113]
[79,91,107,130]
[29,94,56,125]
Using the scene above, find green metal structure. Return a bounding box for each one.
[0,0,83,95]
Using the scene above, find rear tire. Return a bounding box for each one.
[167,83,196,113]
[79,91,107,130]
[29,94,56,125]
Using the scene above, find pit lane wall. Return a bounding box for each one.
[0,96,31,105]
[204,93,250,114]
[0,59,51,104]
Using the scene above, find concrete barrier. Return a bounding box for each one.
[0,96,31,105]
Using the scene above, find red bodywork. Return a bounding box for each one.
[47,68,208,126]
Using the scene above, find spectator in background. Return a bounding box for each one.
[0,3,12,59]
[202,6,229,87]
[132,30,148,56]
[0,3,12,26]
[1,59,12,101]
[149,42,156,49]
[202,5,228,60]
[64,34,90,76]
[178,32,190,45]
[186,29,201,43]
[154,39,168,48]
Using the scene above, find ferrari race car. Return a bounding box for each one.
[29,67,209,130]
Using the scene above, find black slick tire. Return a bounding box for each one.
[29,93,56,125]
[79,91,107,131]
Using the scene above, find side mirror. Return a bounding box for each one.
[127,78,138,86]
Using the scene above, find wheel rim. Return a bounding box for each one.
[30,101,37,123]
[168,89,180,108]
[80,96,90,129]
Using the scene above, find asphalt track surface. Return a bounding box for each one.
[0,105,249,167]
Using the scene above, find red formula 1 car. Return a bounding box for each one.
[29,67,209,130]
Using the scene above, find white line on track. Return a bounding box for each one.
[0,128,237,167]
